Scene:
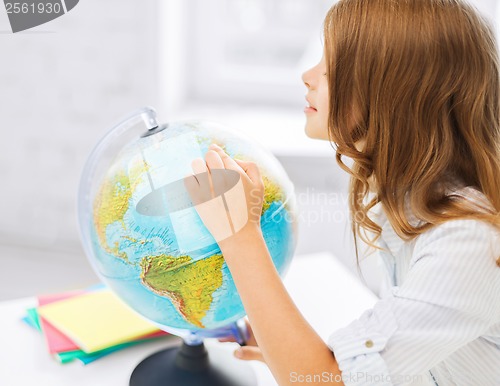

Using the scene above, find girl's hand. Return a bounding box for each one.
[184,143,265,248]
[218,318,266,363]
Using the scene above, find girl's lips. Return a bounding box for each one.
[305,96,317,113]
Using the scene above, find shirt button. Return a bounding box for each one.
[365,339,374,348]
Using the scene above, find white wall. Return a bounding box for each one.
[0,0,160,251]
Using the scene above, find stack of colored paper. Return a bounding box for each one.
[21,285,170,364]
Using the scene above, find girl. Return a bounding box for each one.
[189,0,500,384]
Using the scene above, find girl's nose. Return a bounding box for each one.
[302,69,313,90]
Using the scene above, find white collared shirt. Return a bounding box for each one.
[327,187,500,386]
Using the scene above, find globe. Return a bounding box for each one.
[78,107,298,345]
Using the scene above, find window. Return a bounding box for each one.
[159,0,500,156]
[186,0,331,107]
[159,0,334,156]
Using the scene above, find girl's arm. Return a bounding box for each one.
[187,143,344,385]
[219,225,344,385]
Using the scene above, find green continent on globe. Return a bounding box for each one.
[93,168,131,261]
[93,160,148,261]
[139,253,225,328]
[262,175,284,214]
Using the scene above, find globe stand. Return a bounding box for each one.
[129,340,257,386]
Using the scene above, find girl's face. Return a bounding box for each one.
[302,50,330,140]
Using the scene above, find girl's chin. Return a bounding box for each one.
[304,125,329,141]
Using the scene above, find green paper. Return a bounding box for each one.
[26,308,41,330]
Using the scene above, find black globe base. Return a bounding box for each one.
[130,341,257,386]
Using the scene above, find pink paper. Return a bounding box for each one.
[37,290,84,354]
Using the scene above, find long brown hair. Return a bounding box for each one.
[323,0,500,266]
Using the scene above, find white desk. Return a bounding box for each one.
[0,252,377,386]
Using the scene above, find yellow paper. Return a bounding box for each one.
[37,289,159,353]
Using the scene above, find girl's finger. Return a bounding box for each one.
[189,157,215,199]
[205,149,225,170]
[234,346,265,363]
[191,157,208,175]
[208,144,245,174]
[217,336,236,343]
[234,159,263,186]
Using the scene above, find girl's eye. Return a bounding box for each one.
[323,72,327,76]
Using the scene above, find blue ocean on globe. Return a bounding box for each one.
[80,115,298,336]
